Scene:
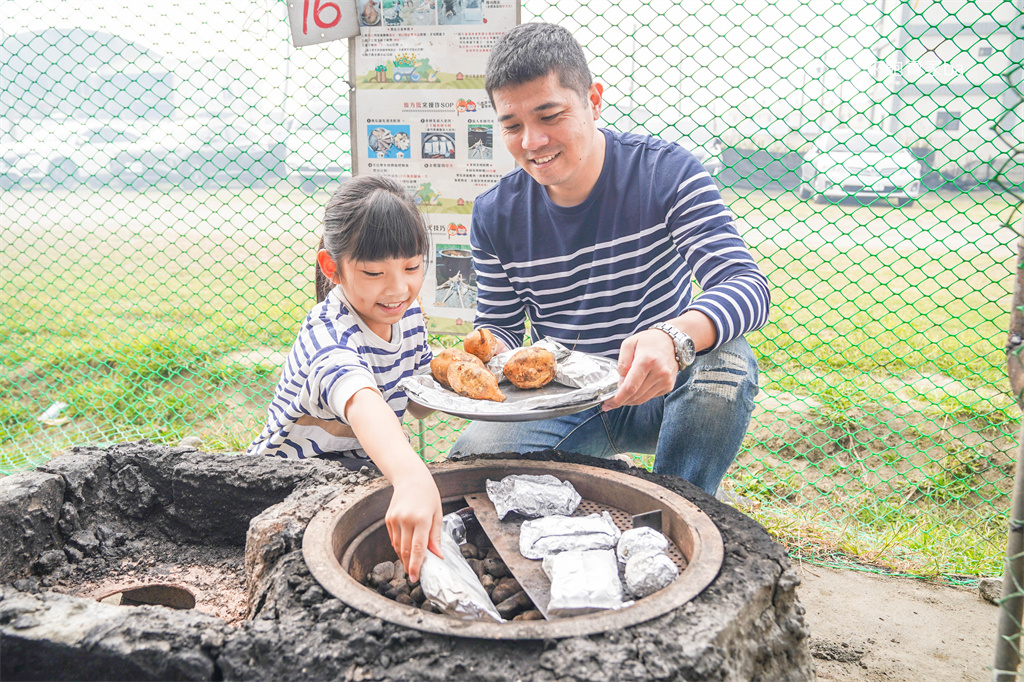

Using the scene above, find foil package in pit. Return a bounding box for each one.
[519,511,621,560]
[420,529,503,622]
[624,552,679,598]
[616,526,670,563]
[486,473,582,520]
[542,549,628,616]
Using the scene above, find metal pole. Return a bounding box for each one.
[995,225,1024,680]
[995,423,1024,680]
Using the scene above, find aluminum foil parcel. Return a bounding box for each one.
[624,552,679,598]
[542,549,628,616]
[519,512,621,560]
[616,526,670,563]
[420,530,503,622]
[485,474,582,520]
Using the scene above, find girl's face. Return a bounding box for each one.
[334,255,425,341]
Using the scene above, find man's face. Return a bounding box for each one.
[492,71,604,206]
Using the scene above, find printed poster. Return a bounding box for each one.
[352,3,518,334]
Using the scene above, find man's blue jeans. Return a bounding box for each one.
[449,337,759,495]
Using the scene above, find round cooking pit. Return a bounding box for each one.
[304,459,723,639]
[0,444,814,680]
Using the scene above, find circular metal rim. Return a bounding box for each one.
[302,459,724,639]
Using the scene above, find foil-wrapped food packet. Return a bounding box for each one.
[542,549,628,616]
[624,552,679,598]
[441,508,474,546]
[419,531,503,622]
[486,474,582,520]
[519,512,621,560]
[616,526,670,563]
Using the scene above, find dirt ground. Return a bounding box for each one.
[797,562,1000,681]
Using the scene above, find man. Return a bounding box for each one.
[450,23,770,495]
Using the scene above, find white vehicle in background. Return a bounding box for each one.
[798,129,924,207]
[47,120,151,188]
[1,119,152,189]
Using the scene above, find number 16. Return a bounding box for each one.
[303,0,341,34]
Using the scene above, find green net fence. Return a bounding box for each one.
[2,0,1023,584]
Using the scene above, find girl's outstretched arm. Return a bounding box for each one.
[346,387,443,582]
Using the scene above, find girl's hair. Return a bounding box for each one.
[321,174,429,265]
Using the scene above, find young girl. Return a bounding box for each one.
[247,174,442,581]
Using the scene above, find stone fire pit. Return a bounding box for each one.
[0,442,814,680]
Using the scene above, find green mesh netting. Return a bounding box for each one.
[2,0,1023,587]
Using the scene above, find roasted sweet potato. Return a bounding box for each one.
[448,361,506,402]
[465,328,501,363]
[431,348,484,388]
[503,347,557,389]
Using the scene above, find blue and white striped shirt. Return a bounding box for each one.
[471,129,770,358]
[247,287,432,460]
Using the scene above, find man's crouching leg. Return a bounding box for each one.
[653,336,760,495]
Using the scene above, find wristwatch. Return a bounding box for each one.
[649,322,696,371]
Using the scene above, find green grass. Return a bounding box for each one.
[2,184,1019,579]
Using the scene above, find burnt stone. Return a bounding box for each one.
[31,550,66,576]
[57,502,81,538]
[482,557,508,579]
[111,465,159,519]
[94,522,129,548]
[67,529,100,557]
[300,585,325,606]
[0,590,221,681]
[0,471,65,582]
[467,558,486,578]
[63,546,83,564]
[495,590,533,619]
[11,578,39,593]
[490,578,520,605]
[38,451,110,521]
[460,542,479,560]
[171,452,335,546]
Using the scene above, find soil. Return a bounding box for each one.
[797,562,1000,681]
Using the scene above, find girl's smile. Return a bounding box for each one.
[336,256,425,341]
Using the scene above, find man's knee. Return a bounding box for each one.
[687,337,759,412]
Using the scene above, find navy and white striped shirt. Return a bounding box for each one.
[471,129,770,358]
[247,287,432,460]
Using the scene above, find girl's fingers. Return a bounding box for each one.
[406,524,430,583]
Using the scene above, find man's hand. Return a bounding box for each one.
[602,329,678,410]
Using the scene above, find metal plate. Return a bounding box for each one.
[408,355,619,422]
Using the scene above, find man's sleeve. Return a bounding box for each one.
[470,205,526,350]
[667,162,771,350]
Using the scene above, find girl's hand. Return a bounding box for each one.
[385,466,444,583]
[344,387,445,583]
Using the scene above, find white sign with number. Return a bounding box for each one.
[288,0,359,47]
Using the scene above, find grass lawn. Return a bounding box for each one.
[2,182,1019,578]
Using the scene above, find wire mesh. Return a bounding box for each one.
[2,0,1023,588]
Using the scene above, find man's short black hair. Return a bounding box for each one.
[485,23,592,102]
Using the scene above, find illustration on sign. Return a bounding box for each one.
[358,0,381,25]
[434,244,476,309]
[438,0,483,25]
[367,125,412,158]
[467,125,493,159]
[422,132,456,159]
